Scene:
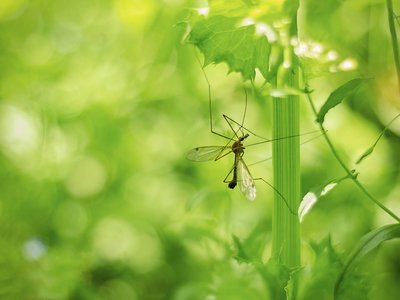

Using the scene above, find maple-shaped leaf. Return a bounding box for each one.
[187,15,271,80]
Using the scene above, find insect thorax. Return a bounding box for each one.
[231,134,249,154]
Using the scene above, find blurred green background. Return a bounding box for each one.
[0,0,399,299]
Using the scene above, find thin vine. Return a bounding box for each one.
[304,87,400,223]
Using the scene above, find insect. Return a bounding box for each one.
[186,65,281,201]
[186,110,292,203]
[187,129,257,200]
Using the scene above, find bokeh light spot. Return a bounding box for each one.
[64,156,107,198]
[53,200,88,238]
[327,50,338,61]
[196,7,209,16]
[338,58,358,71]
[92,218,162,273]
[0,105,40,158]
[22,238,47,261]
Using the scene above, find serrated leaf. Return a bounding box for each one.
[334,224,400,298]
[232,234,251,263]
[300,236,370,300]
[316,78,366,124]
[231,222,269,264]
[187,15,271,80]
[301,236,342,294]
[262,258,292,300]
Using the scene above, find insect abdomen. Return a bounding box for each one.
[228,181,237,189]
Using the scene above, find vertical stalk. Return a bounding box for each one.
[386,0,400,94]
[272,65,301,268]
[270,6,301,299]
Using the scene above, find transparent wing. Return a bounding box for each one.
[186,146,231,162]
[237,158,256,201]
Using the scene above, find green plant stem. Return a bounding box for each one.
[270,4,301,299]
[305,91,400,223]
[272,65,301,268]
[386,0,400,94]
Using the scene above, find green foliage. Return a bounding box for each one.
[335,224,400,298]
[232,221,269,264]
[185,0,296,81]
[356,113,400,164]
[316,78,367,124]
[299,237,370,300]
[298,172,357,222]
[263,258,293,300]
[299,237,343,300]
[187,15,271,80]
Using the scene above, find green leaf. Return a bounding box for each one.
[231,222,269,264]
[316,78,366,124]
[262,258,292,300]
[299,236,370,300]
[334,224,400,298]
[298,171,357,222]
[355,146,374,165]
[187,15,271,80]
[232,235,251,263]
[298,236,343,299]
[356,112,400,164]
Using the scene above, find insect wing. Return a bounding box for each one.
[186,146,230,162]
[237,159,256,201]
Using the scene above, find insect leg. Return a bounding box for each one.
[252,177,298,216]
[195,53,232,141]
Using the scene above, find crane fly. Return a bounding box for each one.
[186,112,299,204]
[186,60,274,201]
[187,131,257,200]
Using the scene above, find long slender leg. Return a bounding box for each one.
[196,53,257,142]
[222,163,236,187]
[223,114,270,140]
[240,85,248,136]
[196,54,232,141]
[219,85,265,140]
[214,147,233,161]
[252,177,298,216]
